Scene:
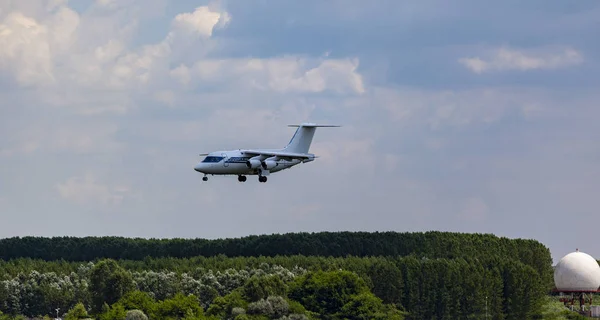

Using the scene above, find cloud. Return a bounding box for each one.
[0,1,364,121]
[182,56,364,94]
[459,46,583,74]
[0,2,80,86]
[172,5,230,38]
[55,173,133,205]
[0,1,194,91]
[270,58,364,94]
[0,12,56,86]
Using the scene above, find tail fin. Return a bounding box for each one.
[282,123,341,154]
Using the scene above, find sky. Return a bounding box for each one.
[0,0,599,263]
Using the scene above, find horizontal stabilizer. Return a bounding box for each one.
[288,123,342,128]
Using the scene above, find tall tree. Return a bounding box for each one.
[89,259,135,312]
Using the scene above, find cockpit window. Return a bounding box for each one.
[202,156,224,163]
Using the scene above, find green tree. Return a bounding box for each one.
[98,303,127,320]
[339,292,405,320]
[153,293,204,319]
[243,275,287,302]
[90,259,135,312]
[288,270,369,317]
[64,302,88,320]
[366,259,404,306]
[206,290,247,318]
[117,291,156,317]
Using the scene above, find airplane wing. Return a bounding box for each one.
[240,149,314,159]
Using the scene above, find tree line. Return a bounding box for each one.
[0,231,553,282]
[0,255,549,319]
[0,231,555,319]
[0,259,405,319]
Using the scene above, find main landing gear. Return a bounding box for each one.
[239,175,267,182]
[202,174,266,183]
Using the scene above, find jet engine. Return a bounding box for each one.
[261,157,279,170]
[245,157,262,169]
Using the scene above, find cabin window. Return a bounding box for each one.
[202,156,224,163]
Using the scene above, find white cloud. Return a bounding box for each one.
[459,46,583,74]
[268,58,364,94]
[56,173,132,205]
[0,12,55,86]
[0,1,65,20]
[172,5,230,38]
[0,1,364,124]
[0,2,80,86]
[183,56,365,94]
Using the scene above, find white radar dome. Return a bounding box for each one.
[554,250,600,292]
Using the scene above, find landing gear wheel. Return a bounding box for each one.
[238,175,247,182]
[202,176,208,181]
[258,176,267,183]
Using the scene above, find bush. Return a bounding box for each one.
[247,299,272,316]
[231,307,246,317]
[125,309,148,320]
[64,303,88,320]
[267,296,289,318]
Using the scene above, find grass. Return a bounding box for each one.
[539,296,589,320]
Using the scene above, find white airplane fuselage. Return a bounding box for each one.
[193,149,310,175]
[193,123,338,183]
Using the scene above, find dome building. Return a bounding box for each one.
[554,249,600,292]
[553,249,600,314]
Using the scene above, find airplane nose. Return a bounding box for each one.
[194,163,204,172]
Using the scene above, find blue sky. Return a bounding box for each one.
[1,0,599,263]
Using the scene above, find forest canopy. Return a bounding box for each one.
[0,231,552,272]
[0,231,555,319]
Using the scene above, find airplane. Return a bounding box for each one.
[193,123,341,182]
